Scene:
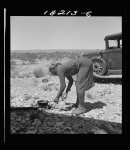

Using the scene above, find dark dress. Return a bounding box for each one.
[57,57,94,93]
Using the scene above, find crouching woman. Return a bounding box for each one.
[49,57,95,115]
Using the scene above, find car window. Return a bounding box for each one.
[108,40,118,48]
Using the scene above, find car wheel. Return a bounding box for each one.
[91,57,107,76]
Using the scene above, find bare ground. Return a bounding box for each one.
[10,59,122,134]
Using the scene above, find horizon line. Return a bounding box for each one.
[11,48,104,51]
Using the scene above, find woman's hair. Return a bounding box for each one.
[49,62,62,75]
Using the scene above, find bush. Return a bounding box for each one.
[11,70,19,78]
[24,94,32,101]
[18,71,33,78]
[11,59,17,70]
[11,59,16,66]
[33,67,44,78]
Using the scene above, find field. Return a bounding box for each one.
[10,50,122,134]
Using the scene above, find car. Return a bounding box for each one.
[81,32,122,76]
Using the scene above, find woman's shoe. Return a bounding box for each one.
[71,107,86,115]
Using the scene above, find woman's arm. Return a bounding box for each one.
[56,70,66,99]
[65,76,73,93]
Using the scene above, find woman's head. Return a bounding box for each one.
[49,62,62,75]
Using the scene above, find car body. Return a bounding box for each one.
[81,32,122,76]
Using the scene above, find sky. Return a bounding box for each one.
[11,16,122,50]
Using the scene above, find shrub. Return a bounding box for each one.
[11,70,19,78]
[24,94,32,101]
[11,59,17,70]
[11,59,16,66]
[18,71,33,78]
[33,67,44,78]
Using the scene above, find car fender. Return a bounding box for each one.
[81,50,104,59]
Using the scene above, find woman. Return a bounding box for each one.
[49,57,95,115]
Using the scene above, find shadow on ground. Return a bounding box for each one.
[10,104,122,135]
[94,77,122,85]
[65,101,106,112]
[85,101,106,112]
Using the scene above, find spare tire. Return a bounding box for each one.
[91,57,107,76]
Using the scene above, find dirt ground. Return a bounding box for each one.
[10,59,122,134]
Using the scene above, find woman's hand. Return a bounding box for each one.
[62,92,68,99]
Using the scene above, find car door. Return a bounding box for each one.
[107,47,122,70]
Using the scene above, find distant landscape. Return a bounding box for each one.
[11,49,101,53]
[11,49,103,63]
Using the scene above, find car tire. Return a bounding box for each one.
[91,57,107,76]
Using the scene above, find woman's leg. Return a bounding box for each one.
[72,62,93,114]
[71,91,86,114]
[71,87,79,108]
[77,91,85,109]
[72,89,86,114]
[71,74,79,108]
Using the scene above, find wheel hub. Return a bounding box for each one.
[93,62,103,74]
